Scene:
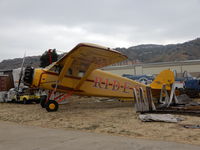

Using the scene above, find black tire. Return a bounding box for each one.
[45,100,59,112]
[40,96,47,108]
[23,98,27,104]
[35,99,40,104]
[11,99,16,103]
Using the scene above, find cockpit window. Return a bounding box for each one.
[65,60,89,78]
[49,65,62,74]
[78,71,85,77]
[67,68,73,76]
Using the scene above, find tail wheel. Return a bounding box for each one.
[45,100,59,112]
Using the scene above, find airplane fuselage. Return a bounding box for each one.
[29,68,148,99]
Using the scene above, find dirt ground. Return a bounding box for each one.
[0,96,200,145]
[1,122,200,150]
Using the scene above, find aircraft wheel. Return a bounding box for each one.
[23,98,27,104]
[45,100,59,112]
[34,99,40,104]
[11,99,16,103]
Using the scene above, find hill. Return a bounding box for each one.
[0,56,40,70]
[0,38,200,70]
[116,38,200,63]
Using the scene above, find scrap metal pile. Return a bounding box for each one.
[135,83,200,115]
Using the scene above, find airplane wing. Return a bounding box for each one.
[56,43,128,68]
[46,43,128,89]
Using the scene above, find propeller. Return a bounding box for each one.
[17,52,26,91]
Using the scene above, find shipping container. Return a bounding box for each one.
[0,75,14,91]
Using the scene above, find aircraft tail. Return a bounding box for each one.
[150,69,175,90]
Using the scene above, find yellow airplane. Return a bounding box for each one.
[23,43,174,112]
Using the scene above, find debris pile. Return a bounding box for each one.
[139,114,183,123]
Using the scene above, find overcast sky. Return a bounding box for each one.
[0,0,200,61]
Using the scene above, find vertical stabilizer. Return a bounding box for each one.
[150,70,174,90]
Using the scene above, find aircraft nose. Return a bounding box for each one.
[23,66,34,86]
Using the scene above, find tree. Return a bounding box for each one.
[40,49,58,68]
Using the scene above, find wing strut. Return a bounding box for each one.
[53,57,73,93]
[75,64,96,90]
[57,57,73,83]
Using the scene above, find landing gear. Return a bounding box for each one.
[41,90,73,112]
[45,100,59,112]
